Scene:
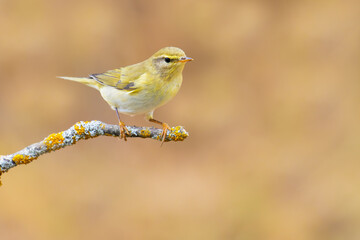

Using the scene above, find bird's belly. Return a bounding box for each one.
[100,84,180,115]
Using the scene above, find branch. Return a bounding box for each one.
[0,120,189,185]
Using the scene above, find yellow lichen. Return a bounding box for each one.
[13,154,35,165]
[168,126,188,141]
[44,132,65,149]
[74,122,95,139]
[74,122,86,135]
[140,129,151,138]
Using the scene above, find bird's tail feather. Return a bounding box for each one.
[58,76,101,90]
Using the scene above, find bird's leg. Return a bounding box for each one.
[115,108,129,141]
[148,118,171,144]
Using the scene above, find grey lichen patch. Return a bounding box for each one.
[0,155,16,172]
[73,121,105,140]
[84,120,105,137]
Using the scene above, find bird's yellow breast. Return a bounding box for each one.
[99,72,182,115]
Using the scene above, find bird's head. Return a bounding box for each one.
[149,47,193,79]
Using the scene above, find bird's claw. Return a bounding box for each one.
[160,123,171,145]
[119,121,129,141]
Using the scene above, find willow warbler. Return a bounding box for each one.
[59,47,193,142]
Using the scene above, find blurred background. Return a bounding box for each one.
[1,0,360,239]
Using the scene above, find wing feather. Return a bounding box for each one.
[90,62,145,94]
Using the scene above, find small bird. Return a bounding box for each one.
[59,47,193,143]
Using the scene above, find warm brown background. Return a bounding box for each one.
[1,0,360,239]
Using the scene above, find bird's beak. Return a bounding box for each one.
[179,56,194,62]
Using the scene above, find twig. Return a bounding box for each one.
[0,120,189,185]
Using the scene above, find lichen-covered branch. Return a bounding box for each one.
[0,120,188,185]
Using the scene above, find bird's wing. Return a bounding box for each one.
[89,66,143,94]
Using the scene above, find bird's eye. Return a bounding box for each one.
[164,57,171,63]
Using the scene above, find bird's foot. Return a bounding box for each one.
[160,123,171,145]
[118,121,129,141]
